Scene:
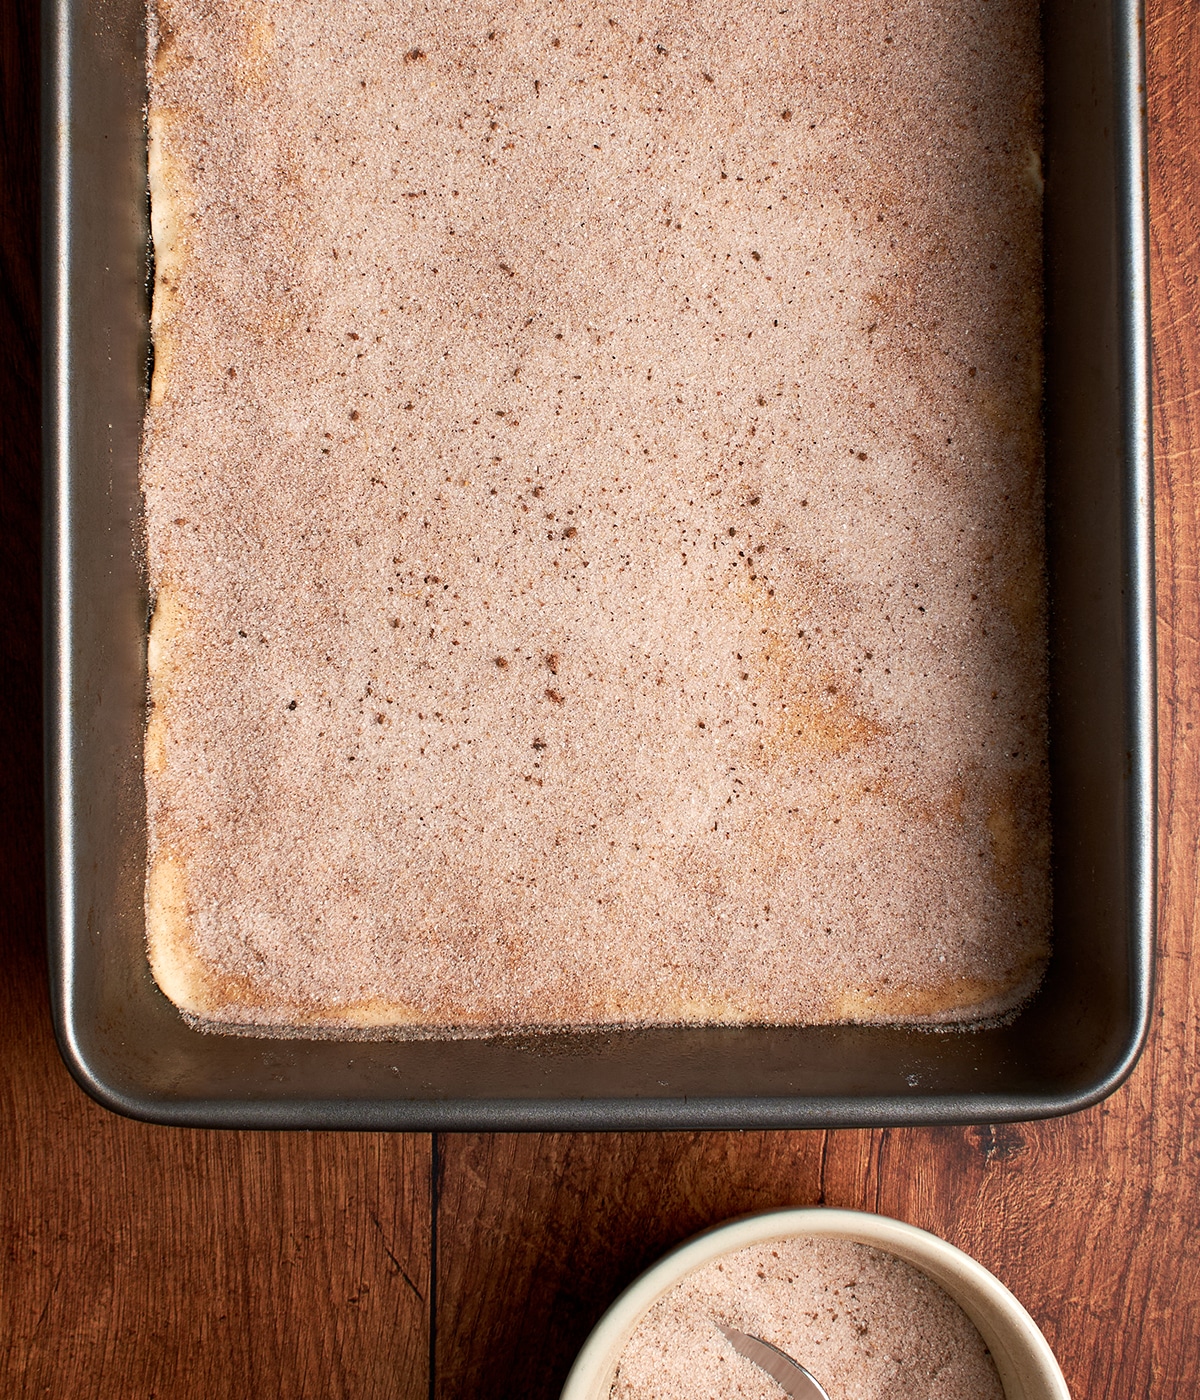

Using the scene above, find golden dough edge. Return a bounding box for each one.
[830,946,1050,1027]
[180,958,1052,1037]
[146,103,188,407]
[144,582,186,776]
[144,584,207,1014]
[145,848,210,1016]
[144,0,203,1010]
[181,995,437,1035]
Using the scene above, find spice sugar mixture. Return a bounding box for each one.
[143,0,1049,1034]
[612,1237,1006,1400]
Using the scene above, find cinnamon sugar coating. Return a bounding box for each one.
[612,1237,1006,1400]
[142,0,1049,1034]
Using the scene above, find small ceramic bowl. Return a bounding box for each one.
[561,1207,1070,1400]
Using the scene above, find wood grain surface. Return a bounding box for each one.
[2,0,1198,1396]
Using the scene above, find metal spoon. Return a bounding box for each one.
[716,1322,832,1400]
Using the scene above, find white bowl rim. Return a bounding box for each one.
[560,1206,1070,1400]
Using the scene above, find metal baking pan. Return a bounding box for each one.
[43,0,1154,1130]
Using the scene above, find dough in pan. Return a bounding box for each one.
[142,0,1049,1035]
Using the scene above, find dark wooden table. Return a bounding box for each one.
[3,2,1197,1395]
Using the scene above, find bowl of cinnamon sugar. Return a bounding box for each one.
[562,1208,1069,1400]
